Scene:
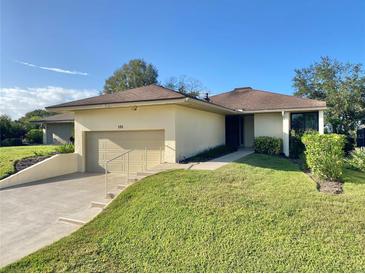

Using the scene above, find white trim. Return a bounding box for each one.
[282,112,290,157]
[318,110,324,134]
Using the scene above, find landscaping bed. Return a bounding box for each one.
[315,178,343,194]
[180,145,237,163]
[14,154,54,173]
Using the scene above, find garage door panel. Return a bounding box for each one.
[86,130,164,173]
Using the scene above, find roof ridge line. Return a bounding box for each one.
[211,87,324,103]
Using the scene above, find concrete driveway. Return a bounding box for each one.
[0,172,120,267]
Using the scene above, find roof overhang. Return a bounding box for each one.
[237,106,327,114]
[46,97,237,115]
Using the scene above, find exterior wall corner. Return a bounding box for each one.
[282,111,290,157]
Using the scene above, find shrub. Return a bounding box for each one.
[0,138,23,146]
[25,129,43,144]
[302,132,345,181]
[346,148,365,172]
[55,143,75,154]
[254,136,282,155]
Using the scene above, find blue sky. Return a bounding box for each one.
[1,0,364,118]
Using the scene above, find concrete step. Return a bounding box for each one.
[136,171,158,176]
[90,201,108,209]
[58,217,86,226]
[106,192,116,199]
[117,183,132,190]
[58,206,102,226]
[128,175,146,182]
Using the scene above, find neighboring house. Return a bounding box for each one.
[33,113,74,145]
[46,84,326,173]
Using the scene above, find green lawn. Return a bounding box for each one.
[2,154,365,272]
[0,145,58,179]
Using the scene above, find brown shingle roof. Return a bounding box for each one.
[210,87,326,111]
[46,84,326,112]
[47,84,186,109]
[33,113,74,123]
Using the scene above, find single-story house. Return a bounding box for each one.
[33,113,74,145]
[46,84,326,173]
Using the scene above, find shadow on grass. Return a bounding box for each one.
[233,153,300,172]
[342,168,365,185]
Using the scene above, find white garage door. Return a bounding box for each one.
[86,130,164,173]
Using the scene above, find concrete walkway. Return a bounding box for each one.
[190,149,254,170]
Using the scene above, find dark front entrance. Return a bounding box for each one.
[226,115,243,148]
[225,115,254,149]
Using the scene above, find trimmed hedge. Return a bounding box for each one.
[254,136,282,155]
[302,132,345,181]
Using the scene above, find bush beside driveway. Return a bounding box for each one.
[2,154,365,272]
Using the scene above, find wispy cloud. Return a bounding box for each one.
[0,86,98,119]
[15,60,88,76]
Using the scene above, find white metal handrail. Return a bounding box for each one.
[104,146,166,198]
[104,150,132,197]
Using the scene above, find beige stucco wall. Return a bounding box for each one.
[0,153,78,189]
[175,105,225,160]
[74,105,177,171]
[74,104,226,170]
[254,112,283,138]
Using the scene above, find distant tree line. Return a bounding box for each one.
[0,110,54,146]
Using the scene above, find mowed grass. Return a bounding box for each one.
[0,145,58,179]
[2,154,365,272]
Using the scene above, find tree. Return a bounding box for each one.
[0,115,13,142]
[25,129,43,144]
[293,57,365,135]
[164,75,207,98]
[0,115,26,146]
[104,59,158,94]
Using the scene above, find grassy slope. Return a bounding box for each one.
[0,145,58,179]
[2,154,365,272]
